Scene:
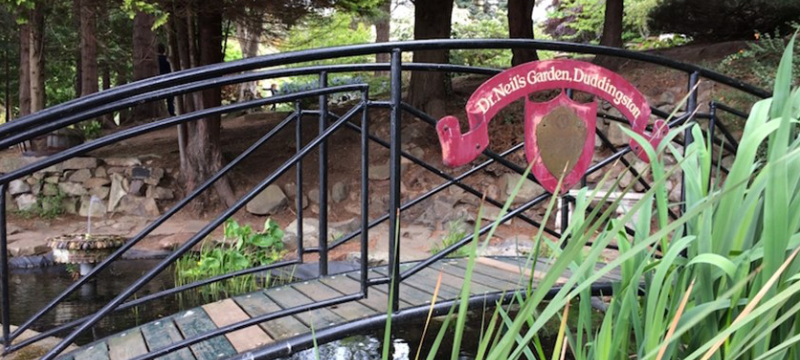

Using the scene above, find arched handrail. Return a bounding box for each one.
[0,39,768,142]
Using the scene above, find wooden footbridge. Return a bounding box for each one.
[0,39,755,360]
[60,257,621,360]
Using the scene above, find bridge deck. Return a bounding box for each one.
[60,256,621,360]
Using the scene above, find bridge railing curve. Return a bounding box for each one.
[0,39,765,359]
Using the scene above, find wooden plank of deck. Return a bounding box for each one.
[293,280,378,321]
[73,342,109,360]
[344,271,443,306]
[202,299,273,353]
[233,292,309,340]
[107,329,148,360]
[435,259,520,292]
[373,267,464,299]
[448,258,529,285]
[173,309,237,360]
[140,319,196,360]
[266,286,344,329]
[478,257,569,283]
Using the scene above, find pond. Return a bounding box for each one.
[6,260,491,359]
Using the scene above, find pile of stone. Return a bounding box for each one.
[2,156,174,217]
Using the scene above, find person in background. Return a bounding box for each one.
[266,83,279,111]
[157,44,176,116]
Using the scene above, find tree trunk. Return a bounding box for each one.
[236,17,262,102]
[114,62,130,124]
[595,0,624,68]
[507,0,538,65]
[100,60,114,127]
[18,21,31,117]
[132,11,161,120]
[73,0,82,98]
[408,0,453,119]
[374,0,391,76]
[79,0,98,98]
[183,6,237,211]
[29,3,45,112]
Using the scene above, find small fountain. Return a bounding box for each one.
[47,196,126,276]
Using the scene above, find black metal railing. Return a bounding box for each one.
[0,39,764,360]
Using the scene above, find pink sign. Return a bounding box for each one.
[436,59,666,194]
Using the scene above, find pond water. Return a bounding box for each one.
[7,260,491,359]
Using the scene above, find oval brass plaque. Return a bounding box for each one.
[536,106,587,179]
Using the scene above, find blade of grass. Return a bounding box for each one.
[656,279,696,360]
[414,271,443,360]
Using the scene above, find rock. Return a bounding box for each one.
[95,166,108,178]
[30,182,42,195]
[308,188,320,204]
[103,157,141,167]
[332,182,349,203]
[84,177,111,188]
[245,185,287,215]
[146,186,174,200]
[42,183,58,196]
[415,197,471,230]
[721,155,734,170]
[9,179,30,195]
[117,195,159,216]
[128,180,145,196]
[159,232,194,250]
[606,123,630,147]
[503,173,546,204]
[368,163,391,180]
[283,218,320,249]
[25,176,37,185]
[15,194,37,211]
[58,182,87,196]
[44,176,59,184]
[8,238,50,257]
[478,236,534,257]
[330,218,361,238]
[62,197,78,214]
[90,186,110,200]
[144,168,165,186]
[80,196,107,217]
[63,157,98,170]
[67,169,92,183]
[481,205,512,225]
[669,180,682,202]
[108,173,128,212]
[283,182,298,198]
[0,156,41,173]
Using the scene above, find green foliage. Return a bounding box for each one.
[450,13,512,68]
[174,219,286,302]
[543,0,663,46]
[78,120,102,140]
[15,189,66,219]
[430,219,470,258]
[718,25,800,89]
[278,11,372,66]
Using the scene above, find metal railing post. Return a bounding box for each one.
[319,72,329,276]
[360,90,370,297]
[0,185,9,348]
[388,49,403,311]
[708,101,717,191]
[295,102,305,261]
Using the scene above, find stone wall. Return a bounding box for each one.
[2,156,174,217]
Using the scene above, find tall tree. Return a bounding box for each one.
[18,20,31,117]
[29,2,45,113]
[594,0,623,67]
[79,0,98,98]
[131,10,161,121]
[236,12,264,102]
[507,0,538,65]
[408,0,454,119]
[73,0,82,97]
[374,0,391,73]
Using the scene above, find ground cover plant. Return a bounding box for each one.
[379,35,800,360]
[174,218,287,303]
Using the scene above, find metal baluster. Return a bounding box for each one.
[0,185,9,348]
[296,102,304,261]
[319,72,329,276]
[708,102,717,191]
[388,49,402,311]
[360,90,370,297]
